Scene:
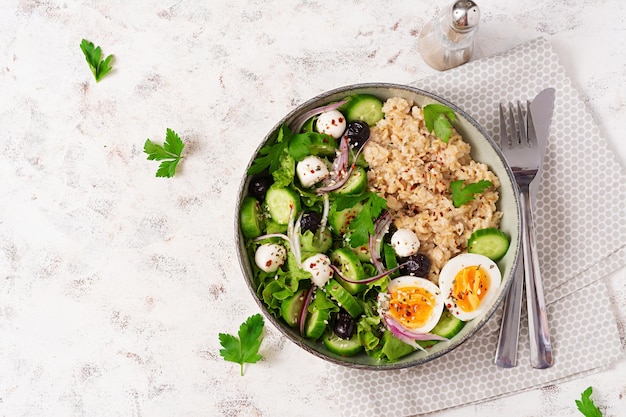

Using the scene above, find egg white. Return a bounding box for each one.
[438,253,502,321]
[380,275,445,334]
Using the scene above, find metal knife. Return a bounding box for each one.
[526,87,556,368]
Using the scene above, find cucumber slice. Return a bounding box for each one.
[280,289,307,327]
[307,133,338,157]
[240,196,264,239]
[304,307,330,340]
[328,200,364,236]
[265,187,301,225]
[323,330,363,356]
[343,94,384,126]
[417,309,465,349]
[265,218,287,234]
[431,309,465,339]
[330,248,366,295]
[324,279,363,318]
[333,166,368,196]
[468,228,510,261]
[351,243,371,262]
[301,116,317,133]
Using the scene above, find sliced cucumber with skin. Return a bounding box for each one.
[301,116,317,133]
[265,187,301,225]
[304,307,331,340]
[330,248,367,295]
[343,94,384,126]
[468,228,510,261]
[431,309,465,338]
[417,309,465,348]
[323,330,363,356]
[351,243,371,262]
[328,200,364,236]
[307,133,338,157]
[280,289,307,328]
[333,166,368,196]
[240,196,264,239]
[324,279,363,318]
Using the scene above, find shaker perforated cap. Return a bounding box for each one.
[450,0,480,31]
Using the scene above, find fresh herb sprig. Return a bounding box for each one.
[450,179,493,207]
[576,386,603,417]
[336,192,387,248]
[80,39,114,82]
[219,314,265,376]
[423,104,456,143]
[144,128,185,178]
[247,126,323,176]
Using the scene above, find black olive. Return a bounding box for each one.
[248,175,273,201]
[300,211,322,234]
[399,253,431,277]
[333,310,356,340]
[344,121,370,150]
[383,223,398,245]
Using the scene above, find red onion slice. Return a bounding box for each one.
[298,285,315,336]
[383,314,448,342]
[329,264,398,285]
[316,136,352,194]
[369,210,392,273]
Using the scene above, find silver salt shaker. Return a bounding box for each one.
[418,0,481,71]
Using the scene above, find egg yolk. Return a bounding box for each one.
[451,265,490,313]
[388,285,437,330]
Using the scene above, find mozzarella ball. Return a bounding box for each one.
[316,109,347,139]
[302,253,334,287]
[254,243,287,273]
[296,155,330,188]
[390,228,421,257]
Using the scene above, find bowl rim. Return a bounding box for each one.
[235,82,522,370]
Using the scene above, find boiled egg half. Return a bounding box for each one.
[379,275,444,334]
[438,253,502,321]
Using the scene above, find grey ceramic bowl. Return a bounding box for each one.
[235,83,521,370]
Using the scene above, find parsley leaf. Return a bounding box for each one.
[423,104,456,143]
[576,386,603,417]
[218,314,265,376]
[450,179,493,207]
[337,192,387,248]
[80,39,114,82]
[247,125,292,175]
[144,128,185,178]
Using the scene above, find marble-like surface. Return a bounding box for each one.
[0,1,624,416]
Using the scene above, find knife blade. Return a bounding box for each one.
[528,88,555,192]
[526,87,556,369]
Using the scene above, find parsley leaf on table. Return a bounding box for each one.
[336,192,387,248]
[423,104,456,143]
[79,39,114,82]
[450,179,493,208]
[219,314,265,376]
[575,386,603,417]
[144,128,185,178]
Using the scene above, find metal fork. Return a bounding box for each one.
[495,100,554,369]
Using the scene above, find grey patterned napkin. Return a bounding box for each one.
[327,37,626,417]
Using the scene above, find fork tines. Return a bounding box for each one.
[500,100,532,148]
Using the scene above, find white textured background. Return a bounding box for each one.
[0,1,624,416]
